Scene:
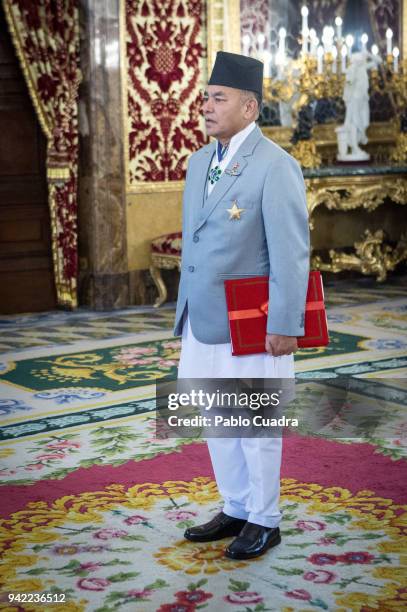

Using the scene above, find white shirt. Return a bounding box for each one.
[207,121,256,196]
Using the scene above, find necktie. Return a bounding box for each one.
[217,140,229,162]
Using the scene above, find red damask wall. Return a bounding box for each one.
[125,0,208,185]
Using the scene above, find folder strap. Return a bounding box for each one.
[228,301,324,321]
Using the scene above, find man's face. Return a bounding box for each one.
[202,85,252,141]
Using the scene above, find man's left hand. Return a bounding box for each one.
[265,334,298,356]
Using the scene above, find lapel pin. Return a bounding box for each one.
[224,162,240,176]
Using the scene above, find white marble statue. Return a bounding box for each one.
[276,59,301,127]
[336,51,381,161]
[279,97,299,127]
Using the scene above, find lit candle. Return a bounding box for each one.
[335,16,342,42]
[309,28,317,55]
[278,27,286,59]
[371,45,379,76]
[242,34,251,56]
[257,33,266,54]
[302,26,309,55]
[300,7,309,55]
[332,46,337,73]
[345,34,354,54]
[322,26,329,53]
[327,26,335,52]
[322,26,334,54]
[393,46,399,72]
[341,44,347,72]
[263,50,272,77]
[301,6,309,34]
[386,28,393,56]
[361,33,368,52]
[317,45,324,73]
[275,55,283,79]
[313,36,319,58]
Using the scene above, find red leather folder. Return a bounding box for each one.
[224,271,329,356]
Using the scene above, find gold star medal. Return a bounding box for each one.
[227,200,245,220]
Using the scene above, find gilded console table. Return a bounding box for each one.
[150,165,407,306]
[150,232,182,307]
[304,165,407,282]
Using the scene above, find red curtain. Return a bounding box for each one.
[3,0,80,308]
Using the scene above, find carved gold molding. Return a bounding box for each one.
[151,253,181,270]
[312,229,407,282]
[150,253,181,307]
[308,173,407,281]
[291,139,322,169]
[391,132,407,162]
[306,174,407,229]
[126,181,185,195]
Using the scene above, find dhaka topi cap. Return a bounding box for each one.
[208,51,264,99]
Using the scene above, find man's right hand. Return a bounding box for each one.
[265,334,298,356]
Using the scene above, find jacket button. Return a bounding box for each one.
[193,235,199,243]
[188,265,195,272]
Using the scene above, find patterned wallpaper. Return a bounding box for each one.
[125,0,207,186]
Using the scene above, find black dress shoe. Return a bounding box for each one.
[184,512,247,542]
[225,522,281,559]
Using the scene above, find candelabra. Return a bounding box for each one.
[251,7,405,167]
[263,55,347,167]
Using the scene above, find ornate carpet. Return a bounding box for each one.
[1,277,406,611]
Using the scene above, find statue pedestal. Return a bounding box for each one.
[337,151,370,162]
[335,126,370,162]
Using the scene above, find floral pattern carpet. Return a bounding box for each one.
[0,277,406,611]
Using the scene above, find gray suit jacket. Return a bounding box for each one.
[173,125,310,344]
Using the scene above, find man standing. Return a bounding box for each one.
[173,52,309,559]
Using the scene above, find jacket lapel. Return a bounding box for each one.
[194,125,263,232]
[195,142,216,207]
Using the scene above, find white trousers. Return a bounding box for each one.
[177,315,294,528]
